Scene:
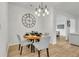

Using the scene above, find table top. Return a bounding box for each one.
[24,34,41,40]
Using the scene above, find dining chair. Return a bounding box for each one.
[17,34,32,55]
[33,36,51,57]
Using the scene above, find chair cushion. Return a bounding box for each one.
[21,41,32,46]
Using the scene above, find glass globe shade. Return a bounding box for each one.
[37,13,40,16]
[38,8,41,12]
[42,13,45,16]
[46,11,49,15]
[45,8,48,13]
[35,11,38,15]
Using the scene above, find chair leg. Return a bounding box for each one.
[31,44,32,52]
[38,50,40,57]
[46,48,49,57]
[27,44,30,48]
[20,46,23,55]
[18,44,21,50]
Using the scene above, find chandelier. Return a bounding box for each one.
[35,2,49,16]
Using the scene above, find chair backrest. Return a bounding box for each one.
[43,33,49,37]
[17,34,21,43]
[39,36,51,48]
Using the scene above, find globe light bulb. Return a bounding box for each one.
[38,8,41,12]
[45,8,48,13]
[42,13,45,16]
[35,11,38,15]
[46,11,49,15]
[37,13,40,16]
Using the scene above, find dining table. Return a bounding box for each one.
[24,34,41,52]
[24,34,41,42]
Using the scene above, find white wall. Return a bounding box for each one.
[70,18,76,33]
[0,2,8,57]
[69,18,79,41]
[49,8,56,44]
[8,3,56,45]
[76,18,79,33]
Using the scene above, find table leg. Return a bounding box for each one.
[27,44,30,48]
[31,44,33,52]
[32,45,35,52]
[31,44,35,53]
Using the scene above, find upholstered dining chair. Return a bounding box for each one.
[33,36,51,57]
[17,34,32,55]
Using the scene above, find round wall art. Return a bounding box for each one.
[22,13,36,28]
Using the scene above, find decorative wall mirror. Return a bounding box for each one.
[22,13,36,28]
[67,20,70,27]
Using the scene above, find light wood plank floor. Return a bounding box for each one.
[8,36,79,57]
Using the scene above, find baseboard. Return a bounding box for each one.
[8,43,19,47]
[50,41,56,45]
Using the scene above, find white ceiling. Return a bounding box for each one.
[9,2,79,18]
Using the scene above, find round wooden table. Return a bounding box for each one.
[24,34,41,52]
[24,34,41,42]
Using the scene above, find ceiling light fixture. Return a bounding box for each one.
[35,2,49,17]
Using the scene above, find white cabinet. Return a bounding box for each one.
[69,33,79,45]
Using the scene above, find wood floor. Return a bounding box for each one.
[8,36,79,57]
